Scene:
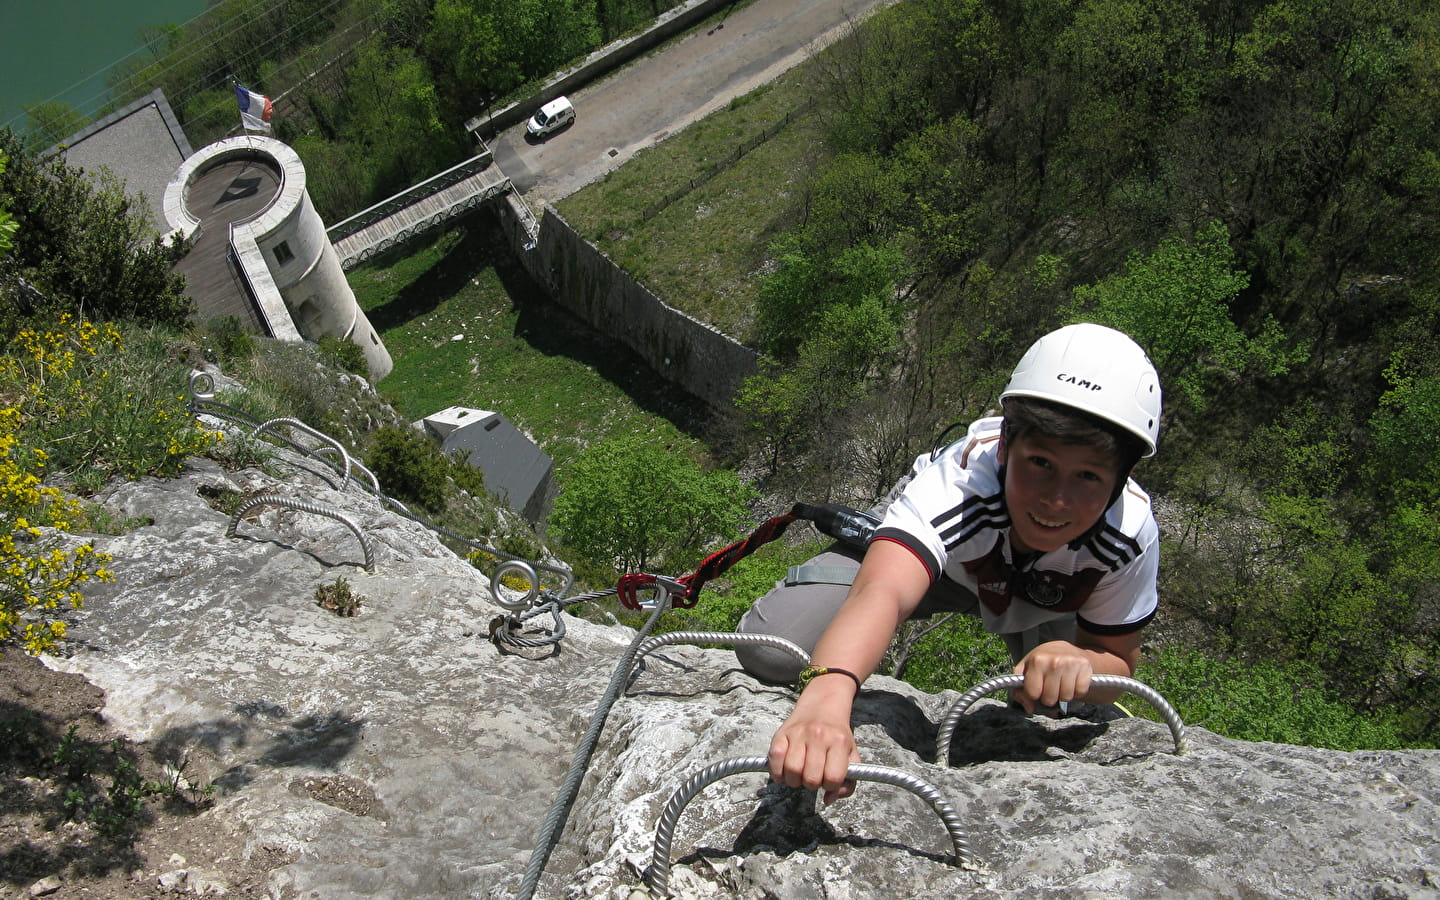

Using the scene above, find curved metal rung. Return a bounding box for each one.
[226,493,376,573]
[315,446,381,493]
[627,631,809,692]
[936,674,1187,763]
[645,756,974,896]
[252,417,353,488]
[635,631,810,665]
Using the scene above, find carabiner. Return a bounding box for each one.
[616,573,687,611]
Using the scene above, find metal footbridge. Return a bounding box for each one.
[326,145,532,271]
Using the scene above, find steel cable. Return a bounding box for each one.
[515,593,673,900]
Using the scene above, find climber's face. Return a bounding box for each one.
[999,431,1120,554]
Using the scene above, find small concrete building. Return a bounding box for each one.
[417,407,554,524]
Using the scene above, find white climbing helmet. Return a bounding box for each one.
[1000,323,1162,457]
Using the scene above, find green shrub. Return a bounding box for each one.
[196,316,256,368]
[0,317,223,494]
[365,426,452,511]
[549,435,757,574]
[1136,646,1411,750]
[893,614,1012,694]
[318,335,370,379]
[220,340,400,446]
[315,577,364,616]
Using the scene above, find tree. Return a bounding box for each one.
[342,40,461,194]
[549,436,756,575]
[1368,352,1440,506]
[19,102,88,154]
[739,293,901,490]
[752,237,905,357]
[0,150,14,258]
[1069,220,1299,410]
[0,129,192,333]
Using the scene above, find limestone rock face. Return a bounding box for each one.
[47,455,1440,899]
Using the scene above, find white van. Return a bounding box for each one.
[526,96,575,139]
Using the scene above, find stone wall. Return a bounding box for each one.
[498,198,758,409]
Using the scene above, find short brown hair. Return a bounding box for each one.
[1001,396,1146,476]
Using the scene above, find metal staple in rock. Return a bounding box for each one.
[645,755,975,896]
[631,631,809,684]
[315,445,380,492]
[226,492,376,573]
[935,673,1188,762]
[252,417,354,488]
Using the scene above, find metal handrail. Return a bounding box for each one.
[936,674,1188,762]
[226,493,376,573]
[645,755,974,896]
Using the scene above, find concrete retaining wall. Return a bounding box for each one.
[495,198,757,409]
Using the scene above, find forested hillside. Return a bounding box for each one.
[729,0,1440,746]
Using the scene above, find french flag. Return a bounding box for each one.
[235,84,273,133]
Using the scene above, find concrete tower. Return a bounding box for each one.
[164,136,393,380]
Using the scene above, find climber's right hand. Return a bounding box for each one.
[767,680,861,805]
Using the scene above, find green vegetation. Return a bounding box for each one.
[1137,648,1408,751]
[348,226,708,475]
[315,576,365,617]
[559,0,1440,746]
[365,424,485,513]
[0,130,192,339]
[549,434,756,575]
[3,0,1438,752]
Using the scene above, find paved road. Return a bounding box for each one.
[491,0,895,212]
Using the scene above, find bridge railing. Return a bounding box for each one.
[325,145,494,242]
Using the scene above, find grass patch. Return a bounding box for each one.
[557,65,829,340]
[349,220,711,476]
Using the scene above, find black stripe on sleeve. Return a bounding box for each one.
[871,528,939,582]
[1077,607,1156,635]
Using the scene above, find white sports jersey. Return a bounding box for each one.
[873,417,1159,636]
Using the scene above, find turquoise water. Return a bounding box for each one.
[0,0,211,132]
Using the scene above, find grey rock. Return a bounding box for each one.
[44,455,1440,899]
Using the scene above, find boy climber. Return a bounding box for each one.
[735,323,1162,803]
